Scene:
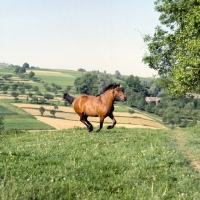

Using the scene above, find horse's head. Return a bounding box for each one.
[113,84,127,101]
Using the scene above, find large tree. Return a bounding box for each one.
[74,73,98,95]
[143,0,200,96]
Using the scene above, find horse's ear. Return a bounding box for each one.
[116,83,120,88]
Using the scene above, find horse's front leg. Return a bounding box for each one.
[96,116,105,132]
[107,113,116,129]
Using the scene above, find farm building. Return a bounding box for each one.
[145,97,161,106]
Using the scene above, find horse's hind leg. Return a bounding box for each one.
[107,113,116,129]
[85,116,93,131]
[79,114,93,132]
[78,114,91,131]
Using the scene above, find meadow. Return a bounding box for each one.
[1,128,200,199]
[1,66,200,199]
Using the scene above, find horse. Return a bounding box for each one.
[63,83,126,132]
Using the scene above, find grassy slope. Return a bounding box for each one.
[0,128,200,199]
[174,127,200,168]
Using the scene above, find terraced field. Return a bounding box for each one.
[12,103,167,130]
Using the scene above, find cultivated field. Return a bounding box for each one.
[12,103,167,130]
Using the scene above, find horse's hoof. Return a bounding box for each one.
[107,125,113,129]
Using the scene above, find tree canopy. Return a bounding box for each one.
[74,73,98,95]
[143,0,200,96]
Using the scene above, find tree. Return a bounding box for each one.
[54,105,58,110]
[162,114,167,123]
[39,106,45,116]
[44,94,54,100]
[78,68,86,73]
[50,109,56,118]
[187,119,197,127]
[143,0,200,96]
[29,71,35,79]
[125,75,145,93]
[14,66,20,74]
[114,70,122,79]
[1,84,10,92]
[32,86,39,92]
[174,115,182,126]
[137,99,146,110]
[25,84,32,91]
[31,96,38,103]
[145,103,154,113]
[179,119,188,128]
[11,83,18,91]
[74,73,98,95]
[11,91,19,98]
[19,66,26,74]
[23,62,29,68]
[39,98,46,104]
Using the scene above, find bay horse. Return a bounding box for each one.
[63,83,126,132]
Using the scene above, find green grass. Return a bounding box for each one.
[0,105,17,115]
[26,68,83,87]
[4,118,54,130]
[0,128,200,199]
[0,100,55,131]
[175,127,200,162]
[114,103,134,112]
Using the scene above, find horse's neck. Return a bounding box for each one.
[101,90,115,104]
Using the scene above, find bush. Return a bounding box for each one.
[39,106,45,116]
[50,109,56,118]
[128,109,134,114]
[187,119,197,127]
[179,119,188,128]
[44,94,54,100]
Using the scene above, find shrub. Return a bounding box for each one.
[179,119,188,128]
[187,119,197,127]
[39,106,45,116]
[128,109,134,114]
[50,109,56,118]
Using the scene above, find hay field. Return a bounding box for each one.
[13,103,167,130]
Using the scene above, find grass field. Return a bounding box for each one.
[0,128,200,199]
[0,100,55,131]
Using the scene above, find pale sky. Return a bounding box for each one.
[0,0,160,77]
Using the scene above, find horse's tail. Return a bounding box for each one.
[63,93,75,104]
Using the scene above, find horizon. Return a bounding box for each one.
[0,0,160,77]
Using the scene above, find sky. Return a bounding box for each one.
[0,0,161,77]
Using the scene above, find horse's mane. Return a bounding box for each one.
[96,83,119,96]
